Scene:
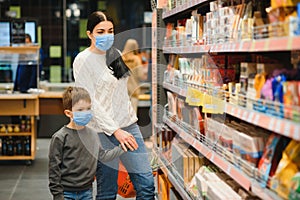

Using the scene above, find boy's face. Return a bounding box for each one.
[72,99,92,112]
[64,99,92,121]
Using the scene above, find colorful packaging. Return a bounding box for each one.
[289,172,300,200]
[257,134,289,188]
[270,140,300,199]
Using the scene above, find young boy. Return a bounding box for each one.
[48,86,124,200]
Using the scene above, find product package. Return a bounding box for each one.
[257,134,290,188]
[270,140,300,199]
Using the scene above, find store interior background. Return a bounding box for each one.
[0,0,153,139]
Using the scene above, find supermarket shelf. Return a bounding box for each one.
[0,155,33,160]
[153,149,197,200]
[163,82,187,97]
[163,36,300,53]
[225,103,300,141]
[163,116,282,200]
[163,82,300,141]
[162,0,208,19]
[0,132,32,136]
[164,116,251,190]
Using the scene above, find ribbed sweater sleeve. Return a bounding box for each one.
[48,134,64,199]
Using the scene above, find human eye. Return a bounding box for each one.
[97,30,105,34]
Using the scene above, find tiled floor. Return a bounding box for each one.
[0,138,154,200]
[0,139,52,200]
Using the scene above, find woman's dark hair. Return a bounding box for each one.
[87,11,130,79]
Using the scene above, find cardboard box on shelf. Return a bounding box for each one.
[158,173,170,200]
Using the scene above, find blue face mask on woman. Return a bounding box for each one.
[95,34,114,51]
[73,110,93,126]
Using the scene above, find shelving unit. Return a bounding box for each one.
[163,82,300,141]
[0,94,39,163]
[152,0,300,199]
[153,148,197,200]
[163,36,300,53]
[0,46,40,164]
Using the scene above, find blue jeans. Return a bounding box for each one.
[63,188,93,200]
[96,123,155,200]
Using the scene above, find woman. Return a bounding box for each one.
[73,11,155,200]
[122,39,144,113]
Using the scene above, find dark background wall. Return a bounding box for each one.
[0,0,152,82]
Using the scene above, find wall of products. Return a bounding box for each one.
[152,0,300,199]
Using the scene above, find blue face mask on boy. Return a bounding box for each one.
[95,34,114,51]
[73,110,93,126]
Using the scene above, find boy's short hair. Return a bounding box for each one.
[62,86,91,110]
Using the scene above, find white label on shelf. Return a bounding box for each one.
[268,118,276,131]
[226,165,231,174]
[253,114,260,125]
[274,120,281,134]
[284,123,291,138]
[237,109,241,118]
[230,106,235,115]
[248,112,254,122]
[294,125,300,141]
[242,110,248,120]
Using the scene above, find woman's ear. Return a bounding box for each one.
[87,31,93,40]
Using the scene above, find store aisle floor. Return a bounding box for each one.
[0,138,150,200]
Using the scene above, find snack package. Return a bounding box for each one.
[289,172,300,200]
[257,134,290,188]
[270,139,300,198]
[270,152,298,199]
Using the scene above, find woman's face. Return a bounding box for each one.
[88,21,114,49]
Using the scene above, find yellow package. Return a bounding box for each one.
[284,140,300,166]
[270,153,298,199]
[270,140,300,199]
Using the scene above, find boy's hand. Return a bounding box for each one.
[114,129,138,151]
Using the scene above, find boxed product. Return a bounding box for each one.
[154,123,163,148]
[240,62,257,78]
[218,123,234,160]
[195,166,215,197]
[207,179,242,200]
[176,97,185,121]
[256,63,283,75]
[158,173,170,200]
[283,81,300,121]
[167,91,177,116]
[185,150,195,183]
[171,141,189,184]
[190,107,205,137]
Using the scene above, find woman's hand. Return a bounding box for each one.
[114,129,138,151]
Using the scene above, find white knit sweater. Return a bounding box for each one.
[73,48,137,136]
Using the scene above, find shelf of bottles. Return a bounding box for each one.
[0,116,33,159]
